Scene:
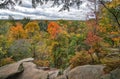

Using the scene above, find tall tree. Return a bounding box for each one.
[99,0,120,29]
[9,23,27,40]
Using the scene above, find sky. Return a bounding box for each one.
[0,0,97,20]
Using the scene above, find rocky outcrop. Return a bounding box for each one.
[17,62,60,79]
[17,62,48,79]
[55,75,67,79]
[0,58,33,79]
[55,65,105,79]
[63,67,71,75]
[0,63,23,79]
[101,69,120,79]
[0,58,59,79]
[67,65,105,79]
[1,58,120,79]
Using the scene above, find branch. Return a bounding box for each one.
[99,0,120,29]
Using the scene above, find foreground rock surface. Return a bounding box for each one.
[0,58,34,79]
[101,69,120,79]
[17,62,48,79]
[67,65,105,79]
[56,65,105,79]
[0,58,59,79]
[0,58,120,79]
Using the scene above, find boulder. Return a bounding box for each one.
[101,69,120,79]
[63,67,71,75]
[48,70,60,79]
[17,61,60,79]
[17,62,49,79]
[55,75,67,79]
[0,58,34,79]
[18,58,34,63]
[0,57,60,79]
[67,65,105,79]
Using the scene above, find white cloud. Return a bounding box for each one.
[0,0,96,20]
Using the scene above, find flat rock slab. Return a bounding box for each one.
[55,75,67,79]
[17,62,48,79]
[17,61,60,79]
[67,65,105,79]
[0,57,60,79]
[0,58,34,79]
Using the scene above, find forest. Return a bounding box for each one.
[0,0,120,79]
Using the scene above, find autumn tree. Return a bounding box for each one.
[25,21,40,59]
[99,0,120,28]
[85,31,102,63]
[98,0,120,47]
[0,21,10,35]
[9,39,32,60]
[47,21,61,39]
[25,21,40,38]
[9,22,27,40]
[0,36,10,59]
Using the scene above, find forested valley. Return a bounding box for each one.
[0,0,120,79]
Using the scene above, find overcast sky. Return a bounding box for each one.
[0,0,96,20]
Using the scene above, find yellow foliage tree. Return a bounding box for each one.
[25,21,40,38]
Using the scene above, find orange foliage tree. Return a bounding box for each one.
[9,23,26,40]
[47,22,61,39]
[110,31,120,47]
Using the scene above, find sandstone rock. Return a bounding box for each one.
[63,67,71,75]
[0,57,59,79]
[18,58,34,63]
[0,58,34,79]
[17,61,60,79]
[2,59,117,79]
[48,70,60,79]
[56,65,105,79]
[17,62,49,79]
[55,75,67,79]
[101,69,120,79]
[67,65,105,79]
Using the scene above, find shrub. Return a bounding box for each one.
[0,57,14,67]
[69,51,92,69]
[102,58,120,73]
[33,60,50,67]
[9,39,32,61]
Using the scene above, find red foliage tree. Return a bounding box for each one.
[47,22,61,39]
[85,31,101,46]
[85,31,102,63]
